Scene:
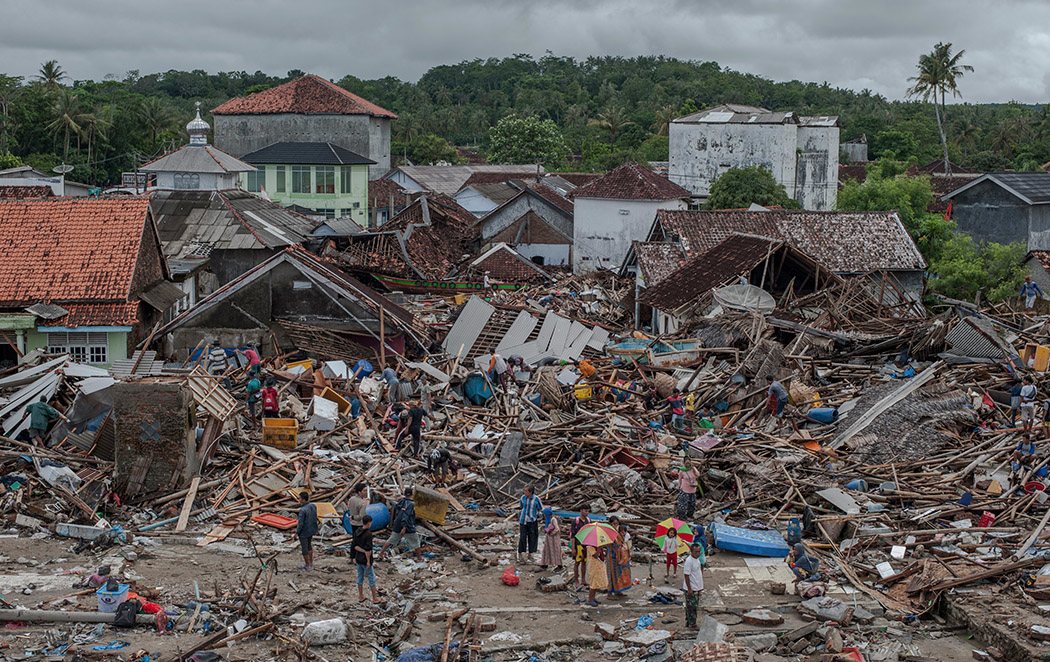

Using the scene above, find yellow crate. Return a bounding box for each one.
[261,417,298,449]
[573,383,593,400]
[412,485,449,525]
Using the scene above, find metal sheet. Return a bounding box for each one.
[442,296,495,358]
[586,327,610,351]
[546,315,571,354]
[533,312,557,350]
[496,311,538,352]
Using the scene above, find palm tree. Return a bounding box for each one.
[46,89,86,163]
[137,97,174,147]
[36,60,67,91]
[0,75,21,154]
[651,105,678,136]
[907,42,973,174]
[588,105,635,142]
[82,105,113,177]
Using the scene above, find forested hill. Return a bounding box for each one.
[2,54,1048,184]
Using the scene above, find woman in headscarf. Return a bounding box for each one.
[540,507,563,570]
[788,543,822,582]
[605,516,633,597]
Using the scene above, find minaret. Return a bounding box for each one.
[186,101,210,147]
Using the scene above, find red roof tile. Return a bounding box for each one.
[0,185,53,199]
[574,162,691,201]
[553,172,603,187]
[41,302,141,328]
[528,181,574,215]
[0,197,152,307]
[212,74,397,119]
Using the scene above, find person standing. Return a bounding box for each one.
[585,545,608,607]
[400,400,427,457]
[766,376,789,419]
[605,516,632,597]
[682,542,705,629]
[570,504,591,586]
[1021,275,1044,309]
[673,460,700,520]
[245,374,262,421]
[353,514,380,603]
[518,485,543,564]
[261,378,280,418]
[667,389,686,431]
[1021,376,1039,433]
[347,482,369,531]
[25,396,67,445]
[296,491,319,571]
[206,342,228,375]
[380,487,420,558]
[540,507,563,570]
[488,352,509,390]
[1011,379,1023,427]
[663,527,680,583]
[381,363,401,404]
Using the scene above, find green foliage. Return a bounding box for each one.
[0,151,20,168]
[836,174,957,262]
[394,133,461,165]
[928,235,1026,302]
[487,114,568,166]
[705,167,797,210]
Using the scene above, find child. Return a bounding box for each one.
[663,528,680,582]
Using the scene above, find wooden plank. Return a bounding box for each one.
[175,476,202,533]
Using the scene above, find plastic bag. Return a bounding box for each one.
[501,565,520,586]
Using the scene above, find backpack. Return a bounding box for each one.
[262,388,278,412]
[113,599,141,628]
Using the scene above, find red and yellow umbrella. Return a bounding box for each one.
[574,521,619,547]
[654,517,694,555]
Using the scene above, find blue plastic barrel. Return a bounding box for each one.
[806,407,838,424]
[844,478,868,492]
[341,502,392,535]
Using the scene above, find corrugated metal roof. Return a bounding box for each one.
[442,295,495,358]
[140,145,254,174]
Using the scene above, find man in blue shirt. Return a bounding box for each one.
[1021,276,1043,309]
[518,485,543,565]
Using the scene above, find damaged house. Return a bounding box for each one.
[623,209,927,330]
[150,188,320,311]
[476,181,575,268]
[153,246,428,360]
[0,197,179,367]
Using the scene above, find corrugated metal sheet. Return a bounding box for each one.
[496,311,538,352]
[442,295,494,358]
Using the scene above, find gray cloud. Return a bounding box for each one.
[1,0,1046,102]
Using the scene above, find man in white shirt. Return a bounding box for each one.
[682,542,705,629]
[1021,376,1039,433]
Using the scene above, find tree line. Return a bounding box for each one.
[2,53,1049,183]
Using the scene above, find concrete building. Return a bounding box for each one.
[212,74,396,180]
[240,141,373,226]
[572,162,690,273]
[0,165,91,196]
[140,105,254,191]
[940,173,1050,248]
[478,182,574,267]
[668,104,839,211]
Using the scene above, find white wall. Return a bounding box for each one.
[670,123,798,198]
[796,126,840,211]
[517,243,570,267]
[572,197,687,274]
[386,170,425,193]
[152,171,239,191]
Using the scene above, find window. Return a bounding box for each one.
[316,208,336,219]
[531,255,546,266]
[246,168,265,192]
[276,166,286,193]
[292,166,311,194]
[173,172,200,189]
[316,166,335,194]
[340,166,354,194]
[46,332,108,365]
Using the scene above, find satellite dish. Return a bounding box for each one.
[53,164,74,174]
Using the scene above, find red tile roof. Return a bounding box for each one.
[574,162,691,201]
[0,197,152,308]
[0,185,53,199]
[462,171,535,187]
[367,178,410,206]
[553,172,603,187]
[41,302,141,328]
[212,74,397,119]
[528,181,574,215]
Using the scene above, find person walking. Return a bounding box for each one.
[682,542,705,629]
[397,400,427,457]
[296,491,319,571]
[24,396,67,446]
[540,507,563,570]
[1011,379,1023,427]
[1021,276,1044,309]
[673,460,700,520]
[380,487,421,558]
[353,514,380,603]
[570,504,591,586]
[517,485,543,564]
[245,374,262,422]
[261,378,280,418]
[1021,376,1039,433]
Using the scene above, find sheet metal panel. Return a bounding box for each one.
[496,311,538,352]
[442,296,495,358]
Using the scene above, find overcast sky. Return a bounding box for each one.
[3,0,1048,103]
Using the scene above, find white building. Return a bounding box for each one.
[140,104,254,191]
[668,104,839,211]
[572,162,690,274]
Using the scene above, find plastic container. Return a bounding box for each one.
[844,479,868,492]
[365,502,390,530]
[805,407,838,424]
[261,418,298,449]
[977,511,996,528]
[96,583,129,613]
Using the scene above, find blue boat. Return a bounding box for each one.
[710,522,790,557]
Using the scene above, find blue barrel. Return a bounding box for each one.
[341,502,392,535]
[844,478,868,492]
[806,407,838,424]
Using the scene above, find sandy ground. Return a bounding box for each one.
[0,520,986,661]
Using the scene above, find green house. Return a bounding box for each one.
[240,142,374,228]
